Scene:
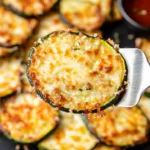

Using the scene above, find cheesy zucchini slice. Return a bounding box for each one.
[60,0,111,31]
[135,38,150,97]
[0,56,21,98]
[27,30,126,113]
[94,144,120,150]
[83,107,149,146]
[2,0,58,17]
[0,6,37,47]
[38,112,98,150]
[0,93,60,143]
[138,96,150,121]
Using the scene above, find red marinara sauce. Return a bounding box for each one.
[123,0,150,27]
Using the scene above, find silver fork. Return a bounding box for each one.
[118,48,150,107]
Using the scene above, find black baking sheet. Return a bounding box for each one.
[0,19,150,150]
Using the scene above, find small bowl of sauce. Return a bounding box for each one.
[118,0,150,30]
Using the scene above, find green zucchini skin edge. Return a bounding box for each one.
[1,112,60,144]
[144,91,150,98]
[26,30,127,113]
[81,107,150,148]
[2,1,59,18]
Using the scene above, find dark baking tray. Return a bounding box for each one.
[0,19,150,150]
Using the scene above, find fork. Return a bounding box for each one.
[118,48,150,107]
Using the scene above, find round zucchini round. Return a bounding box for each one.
[38,112,98,150]
[2,0,58,17]
[60,0,111,31]
[0,6,37,47]
[83,107,149,147]
[27,30,126,113]
[0,93,60,144]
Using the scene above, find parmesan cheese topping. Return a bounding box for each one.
[60,0,111,31]
[0,6,37,47]
[86,107,149,146]
[28,31,126,112]
[38,112,98,150]
[0,93,59,143]
[2,0,58,16]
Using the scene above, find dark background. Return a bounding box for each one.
[0,19,150,150]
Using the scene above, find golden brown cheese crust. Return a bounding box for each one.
[0,93,59,143]
[60,0,111,31]
[86,107,149,146]
[27,31,126,113]
[0,6,37,47]
[38,112,98,150]
[2,0,58,16]
[0,56,21,98]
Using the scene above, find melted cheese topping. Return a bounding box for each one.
[38,112,98,150]
[86,107,149,146]
[28,31,125,112]
[0,46,19,57]
[2,0,58,16]
[0,93,59,143]
[0,6,37,47]
[0,56,21,97]
[60,0,111,31]
[138,96,150,121]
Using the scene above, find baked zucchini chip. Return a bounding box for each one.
[83,107,149,147]
[38,112,98,150]
[0,56,21,98]
[60,0,111,31]
[0,93,60,143]
[138,96,150,121]
[2,0,58,17]
[0,6,37,47]
[27,30,126,113]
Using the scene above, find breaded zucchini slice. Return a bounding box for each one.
[0,46,19,57]
[0,6,37,47]
[60,0,111,31]
[135,38,150,97]
[83,107,149,146]
[0,93,60,143]
[138,96,150,121]
[0,56,21,98]
[27,30,126,113]
[38,112,98,150]
[2,0,58,17]
[94,144,120,150]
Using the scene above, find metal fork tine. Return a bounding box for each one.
[117,48,150,107]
